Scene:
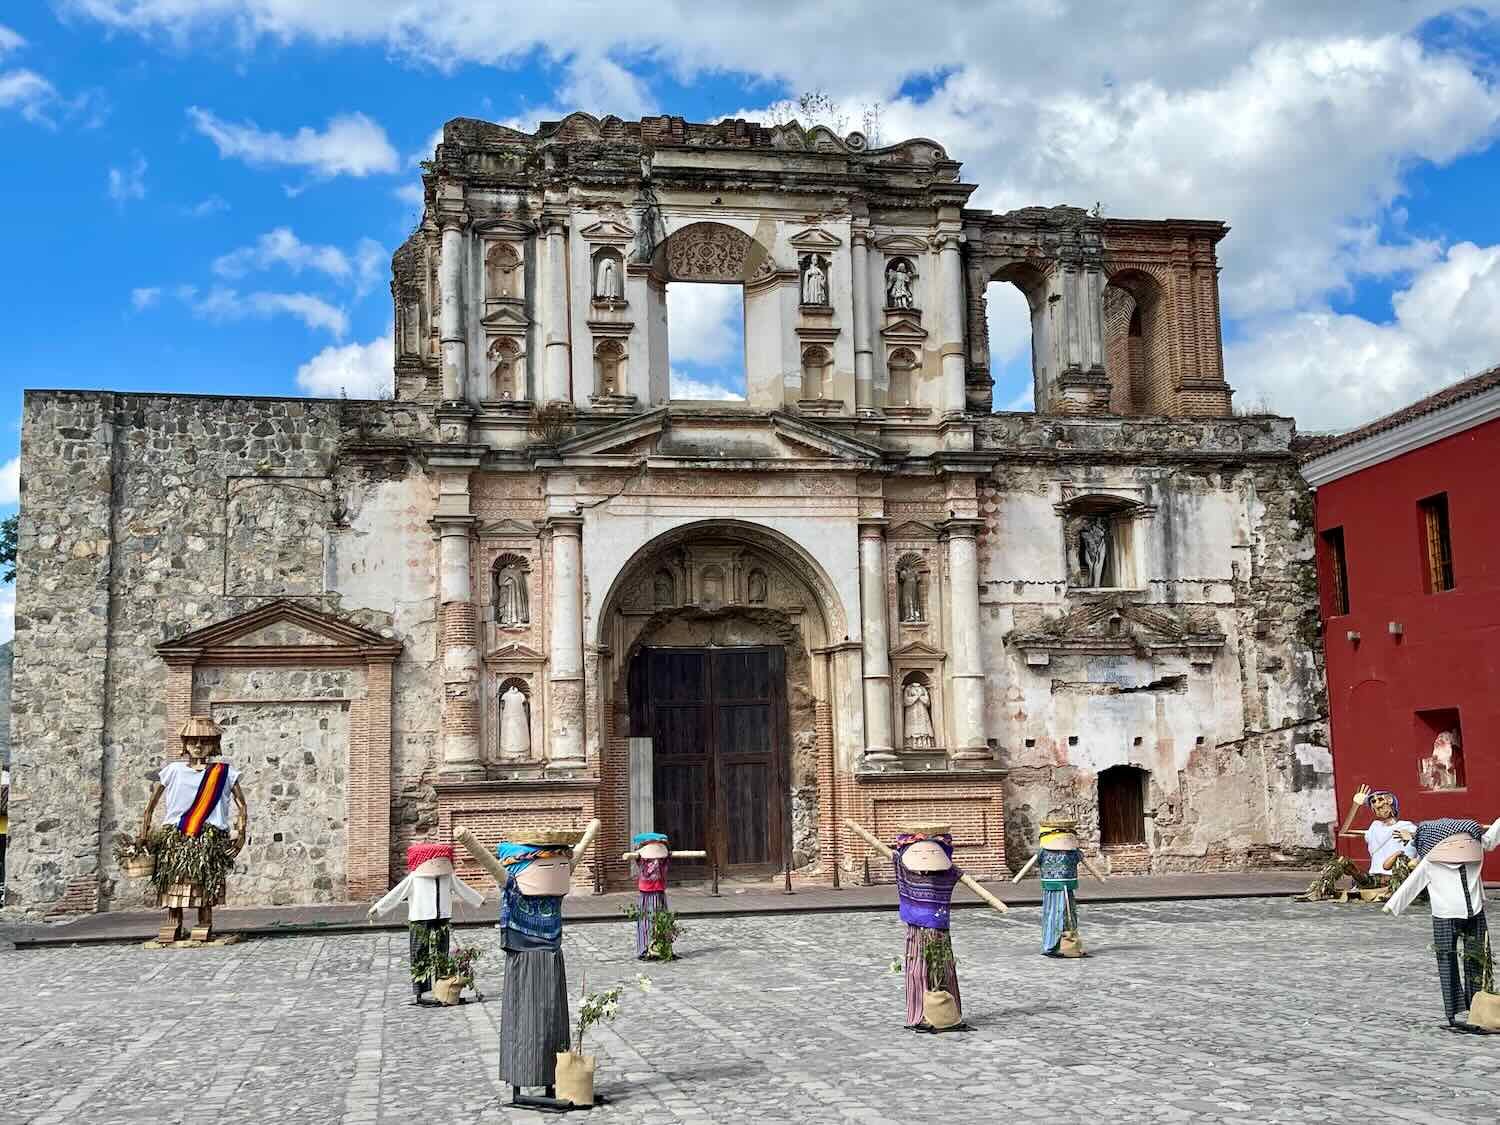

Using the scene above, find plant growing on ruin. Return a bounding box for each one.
[527,402,575,447]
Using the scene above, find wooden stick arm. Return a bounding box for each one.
[1082,856,1109,882]
[570,818,602,872]
[844,819,894,860]
[669,850,707,859]
[455,827,508,886]
[959,873,1009,914]
[1010,853,1039,883]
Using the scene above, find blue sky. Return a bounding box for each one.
[4,2,1500,640]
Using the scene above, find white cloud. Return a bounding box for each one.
[0,68,57,125]
[0,25,24,57]
[1227,241,1500,430]
[187,107,399,179]
[353,238,384,296]
[295,334,393,398]
[130,286,162,310]
[393,182,424,206]
[107,152,147,204]
[669,372,745,402]
[665,283,742,367]
[0,455,17,503]
[185,194,230,217]
[213,227,352,280]
[188,286,349,337]
[0,584,13,644]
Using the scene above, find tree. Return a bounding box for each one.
[2,513,15,584]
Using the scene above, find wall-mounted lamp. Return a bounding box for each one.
[1346,630,1361,644]
[1388,621,1404,637]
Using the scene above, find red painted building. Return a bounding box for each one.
[1302,369,1500,878]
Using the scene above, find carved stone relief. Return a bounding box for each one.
[664,222,756,282]
[800,254,829,306]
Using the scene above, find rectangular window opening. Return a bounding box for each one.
[666,282,746,402]
[1322,527,1350,616]
[1418,493,1455,593]
[1416,707,1464,792]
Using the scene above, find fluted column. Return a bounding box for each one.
[435,513,482,776]
[547,515,585,766]
[941,518,990,765]
[543,217,573,403]
[438,212,469,403]
[858,519,895,764]
[935,229,967,414]
[852,228,874,412]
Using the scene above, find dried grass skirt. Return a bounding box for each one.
[151,825,233,908]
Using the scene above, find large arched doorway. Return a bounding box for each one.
[594,520,842,884]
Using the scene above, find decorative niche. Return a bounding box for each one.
[484,337,527,404]
[1416,708,1465,792]
[591,246,626,308]
[1055,490,1153,593]
[797,345,840,414]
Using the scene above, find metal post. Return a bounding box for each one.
[710,859,720,897]
[783,861,794,895]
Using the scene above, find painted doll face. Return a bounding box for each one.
[1368,793,1396,820]
[183,737,218,764]
[1041,832,1079,852]
[899,840,953,873]
[515,855,573,896]
[638,842,669,860]
[1429,834,1483,864]
[410,857,454,878]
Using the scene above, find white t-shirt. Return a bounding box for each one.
[158,761,240,831]
[1365,818,1416,874]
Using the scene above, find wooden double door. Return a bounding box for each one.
[630,646,787,875]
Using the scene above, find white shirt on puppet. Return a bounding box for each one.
[372,871,484,922]
[1365,819,1417,874]
[1386,819,1500,920]
[157,760,241,831]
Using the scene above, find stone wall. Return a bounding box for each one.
[0,640,12,766]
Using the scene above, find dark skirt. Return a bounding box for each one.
[636,890,668,958]
[904,924,961,1027]
[408,919,450,994]
[499,947,570,1087]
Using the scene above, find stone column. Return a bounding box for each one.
[941,518,990,765]
[858,520,895,764]
[543,217,573,404]
[547,515,585,766]
[434,513,483,776]
[852,228,874,412]
[935,229,967,415]
[438,212,469,403]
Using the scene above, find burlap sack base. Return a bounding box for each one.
[554,1053,598,1109]
[141,933,244,950]
[1058,930,1086,958]
[1469,991,1500,1031]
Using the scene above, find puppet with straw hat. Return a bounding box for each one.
[1011,814,1107,957]
[457,820,600,1111]
[620,831,705,960]
[846,819,1008,1031]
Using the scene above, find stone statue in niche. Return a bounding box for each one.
[1081,518,1109,588]
[898,562,927,623]
[903,679,936,748]
[499,684,531,759]
[801,255,828,306]
[748,568,768,604]
[1419,730,1463,791]
[653,569,675,608]
[494,560,531,626]
[595,254,623,300]
[886,259,914,309]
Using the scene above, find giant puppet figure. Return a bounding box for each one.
[846,820,1008,1030]
[620,832,706,960]
[368,841,485,1004]
[137,716,249,944]
[1384,816,1500,1032]
[457,820,600,1111]
[1010,815,1107,957]
[1297,783,1417,902]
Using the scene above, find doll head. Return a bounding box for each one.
[179,716,224,764]
[1432,731,1459,766]
[632,831,670,861]
[1414,817,1484,864]
[1039,815,1080,852]
[1365,789,1399,821]
[406,841,455,878]
[894,825,954,872]
[499,829,578,896]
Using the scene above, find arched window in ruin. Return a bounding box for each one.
[1098,765,1149,846]
[801,345,833,400]
[984,263,1046,412]
[484,242,521,304]
[887,347,918,407]
[1104,269,1167,415]
[487,337,523,401]
[593,339,626,398]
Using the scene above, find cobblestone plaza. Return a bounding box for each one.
[3,898,1497,1124]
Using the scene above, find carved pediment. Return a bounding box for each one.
[891,639,946,659]
[549,408,883,465]
[789,227,843,250]
[157,599,402,665]
[880,316,928,343]
[484,641,547,664]
[473,218,535,238]
[479,518,540,538]
[876,234,929,253]
[580,218,636,243]
[481,303,531,333]
[887,520,940,541]
[1008,597,1225,665]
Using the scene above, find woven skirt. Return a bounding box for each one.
[904,924,961,1027]
[636,891,668,958]
[499,947,570,1087]
[1040,888,1077,954]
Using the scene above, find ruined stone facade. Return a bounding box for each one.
[6,114,1331,914]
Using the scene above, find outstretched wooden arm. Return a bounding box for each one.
[570,819,602,872]
[455,827,508,887]
[620,849,709,860]
[847,819,1007,914]
[1081,855,1108,882]
[1009,853,1039,883]
[139,782,165,843]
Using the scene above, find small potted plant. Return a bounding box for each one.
[431,941,483,1006]
[555,974,650,1108]
[623,902,683,961]
[921,936,962,1030]
[113,832,156,879]
[1466,942,1500,1030]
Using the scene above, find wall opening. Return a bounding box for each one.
[1103,271,1167,414]
[1418,493,1455,593]
[1416,708,1464,792]
[985,278,1036,411]
[1099,764,1148,845]
[666,282,746,401]
[1321,527,1350,616]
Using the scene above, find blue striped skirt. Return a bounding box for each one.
[1040,888,1078,954]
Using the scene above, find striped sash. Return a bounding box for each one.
[177,763,228,837]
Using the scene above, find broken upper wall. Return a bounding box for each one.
[390,112,1236,428]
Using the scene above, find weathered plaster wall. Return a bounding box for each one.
[0,640,12,766]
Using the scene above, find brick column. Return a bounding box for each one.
[348,655,395,899]
[435,514,483,777]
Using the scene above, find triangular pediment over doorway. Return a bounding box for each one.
[156,599,403,665]
[545,407,884,466]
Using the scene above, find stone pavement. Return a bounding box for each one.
[2,898,1497,1125]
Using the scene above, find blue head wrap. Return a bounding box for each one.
[1365,789,1400,818]
[632,832,669,850]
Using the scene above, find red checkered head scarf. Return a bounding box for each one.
[406,842,456,872]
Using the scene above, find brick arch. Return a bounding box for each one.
[1104,267,1173,415]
